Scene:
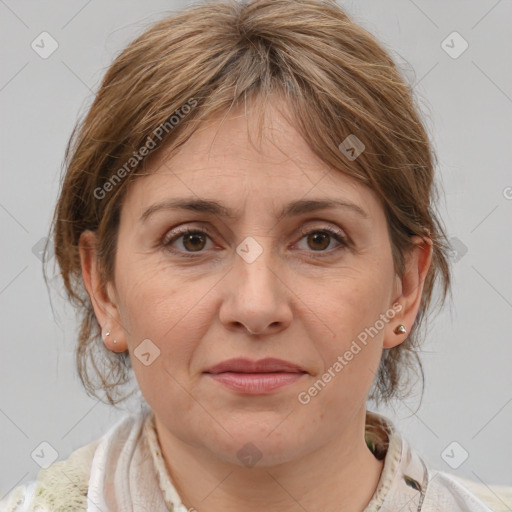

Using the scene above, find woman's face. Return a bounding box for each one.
[92,102,424,467]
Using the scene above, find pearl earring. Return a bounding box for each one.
[394,324,407,335]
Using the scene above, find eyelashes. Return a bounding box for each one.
[295,226,349,254]
[162,227,216,257]
[161,224,349,259]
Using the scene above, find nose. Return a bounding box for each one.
[218,237,293,337]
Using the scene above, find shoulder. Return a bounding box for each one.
[365,411,509,512]
[0,412,147,512]
[452,474,512,510]
[0,440,97,512]
[425,470,512,512]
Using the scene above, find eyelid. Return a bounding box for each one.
[297,223,347,240]
[161,223,221,260]
[161,223,214,245]
[294,225,349,254]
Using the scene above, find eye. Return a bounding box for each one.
[162,227,215,257]
[162,224,349,259]
[295,227,348,255]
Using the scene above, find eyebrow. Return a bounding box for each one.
[140,197,369,223]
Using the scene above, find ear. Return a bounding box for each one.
[383,235,433,349]
[78,230,128,352]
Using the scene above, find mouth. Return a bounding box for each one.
[204,358,307,395]
[204,357,307,374]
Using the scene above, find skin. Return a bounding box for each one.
[80,98,432,512]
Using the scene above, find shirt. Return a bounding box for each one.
[1,407,506,511]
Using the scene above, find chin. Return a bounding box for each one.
[204,420,312,468]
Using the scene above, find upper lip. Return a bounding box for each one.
[204,358,307,374]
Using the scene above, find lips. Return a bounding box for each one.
[204,358,307,395]
[204,357,307,375]
[207,372,304,394]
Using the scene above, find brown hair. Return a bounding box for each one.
[47,0,451,406]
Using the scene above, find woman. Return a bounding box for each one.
[1,0,505,510]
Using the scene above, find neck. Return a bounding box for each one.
[154,407,384,512]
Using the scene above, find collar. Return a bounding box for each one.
[143,409,429,512]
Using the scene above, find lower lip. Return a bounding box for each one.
[206,372,305,394]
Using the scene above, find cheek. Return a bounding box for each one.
[115,242,181,328]
[308,262,395,397]
[114,262,206,416]
[319,264,394,344]
[114,253,212,372]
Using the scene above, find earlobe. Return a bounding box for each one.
[383,236,432,349]
[101,327,125,353]
[78,230,127,352]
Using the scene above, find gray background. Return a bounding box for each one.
[1,0,511,501]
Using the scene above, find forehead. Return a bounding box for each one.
[124,100,382,222]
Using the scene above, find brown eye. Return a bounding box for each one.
[307,232,331,251]
[295,227,348,255]
[163,227,214,256]
[182,232,207,252]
